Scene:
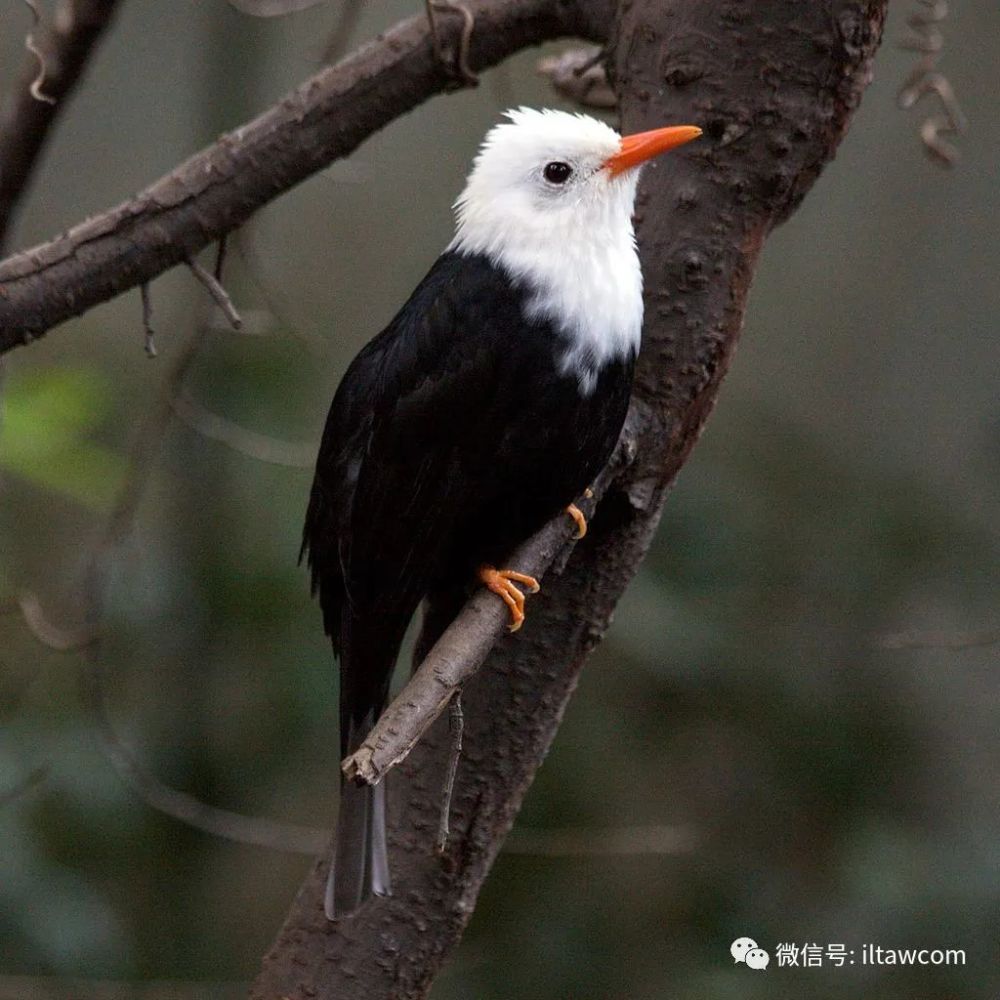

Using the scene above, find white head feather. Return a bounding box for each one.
[449,108,644,393]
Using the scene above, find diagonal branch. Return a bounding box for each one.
[341,438,632,788]
[0,0,124,248]
[0,0,610,355]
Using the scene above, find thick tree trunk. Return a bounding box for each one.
[250,1,887,998]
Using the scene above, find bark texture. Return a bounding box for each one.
[251,1,887,998]
[0,0,609,355]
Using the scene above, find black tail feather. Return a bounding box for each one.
[325,777,390,919]
[328,612,403,921]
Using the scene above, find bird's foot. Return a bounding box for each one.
[478,565,540,632]
[566,503,587,539]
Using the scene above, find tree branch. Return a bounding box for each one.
[0,0,609,355]
[341,443,629,788]
[250,2,887,998]
[0,0,123,248]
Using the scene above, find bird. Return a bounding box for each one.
[302,108,701,918]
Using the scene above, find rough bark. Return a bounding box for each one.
[0,0,123,249]
[250,1,887,998]
[0,0,609,355]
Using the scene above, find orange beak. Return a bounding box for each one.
[604,124,703,176]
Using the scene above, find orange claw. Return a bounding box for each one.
[478,566,541,631]
[566,503,587,539]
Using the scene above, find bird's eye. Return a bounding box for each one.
[543,161,573,184]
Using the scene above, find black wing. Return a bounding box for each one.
[303,250,628,656]
[304,252,531,648]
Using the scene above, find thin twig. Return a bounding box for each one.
[171,388,315,468]
[186,259,243,330]
[20,0,56,104]
[897,0,965,166]
[213,235,228,282]
[83,671,328,853]
[436,692,463,853]
[340,506,585,785]
[226,0,327,14]
[425,0,478,85]
[140,282,157,357]
[0,0,124,248]
[424,0,444,65]
[16,592,98,652]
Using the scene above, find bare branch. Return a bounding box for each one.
[897,0,965,166]
[171,388,315,468]
[342,450,626,788]
[187,258,243,330]
[20,0,56,105]
[0,0,123,247]
[426,0,479,86]
[15,591,97,652]
[140,282,157,357]
[84,658,328,854]
[0,0,609,354]
[213,234,229,282]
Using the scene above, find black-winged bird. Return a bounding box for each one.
[303,108,701,918]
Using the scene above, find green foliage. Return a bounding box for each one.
[0,368,125,511]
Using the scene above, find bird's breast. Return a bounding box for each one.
[510,238,643,395]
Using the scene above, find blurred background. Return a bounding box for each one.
[0,1,997,997]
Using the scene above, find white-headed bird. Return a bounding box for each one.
[303,108,701,918]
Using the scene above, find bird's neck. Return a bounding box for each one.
[450,215,643,394]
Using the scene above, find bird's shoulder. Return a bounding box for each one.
[302,251,531,629]
[372,250,527,386]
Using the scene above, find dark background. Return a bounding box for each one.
[0,1,997,997]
